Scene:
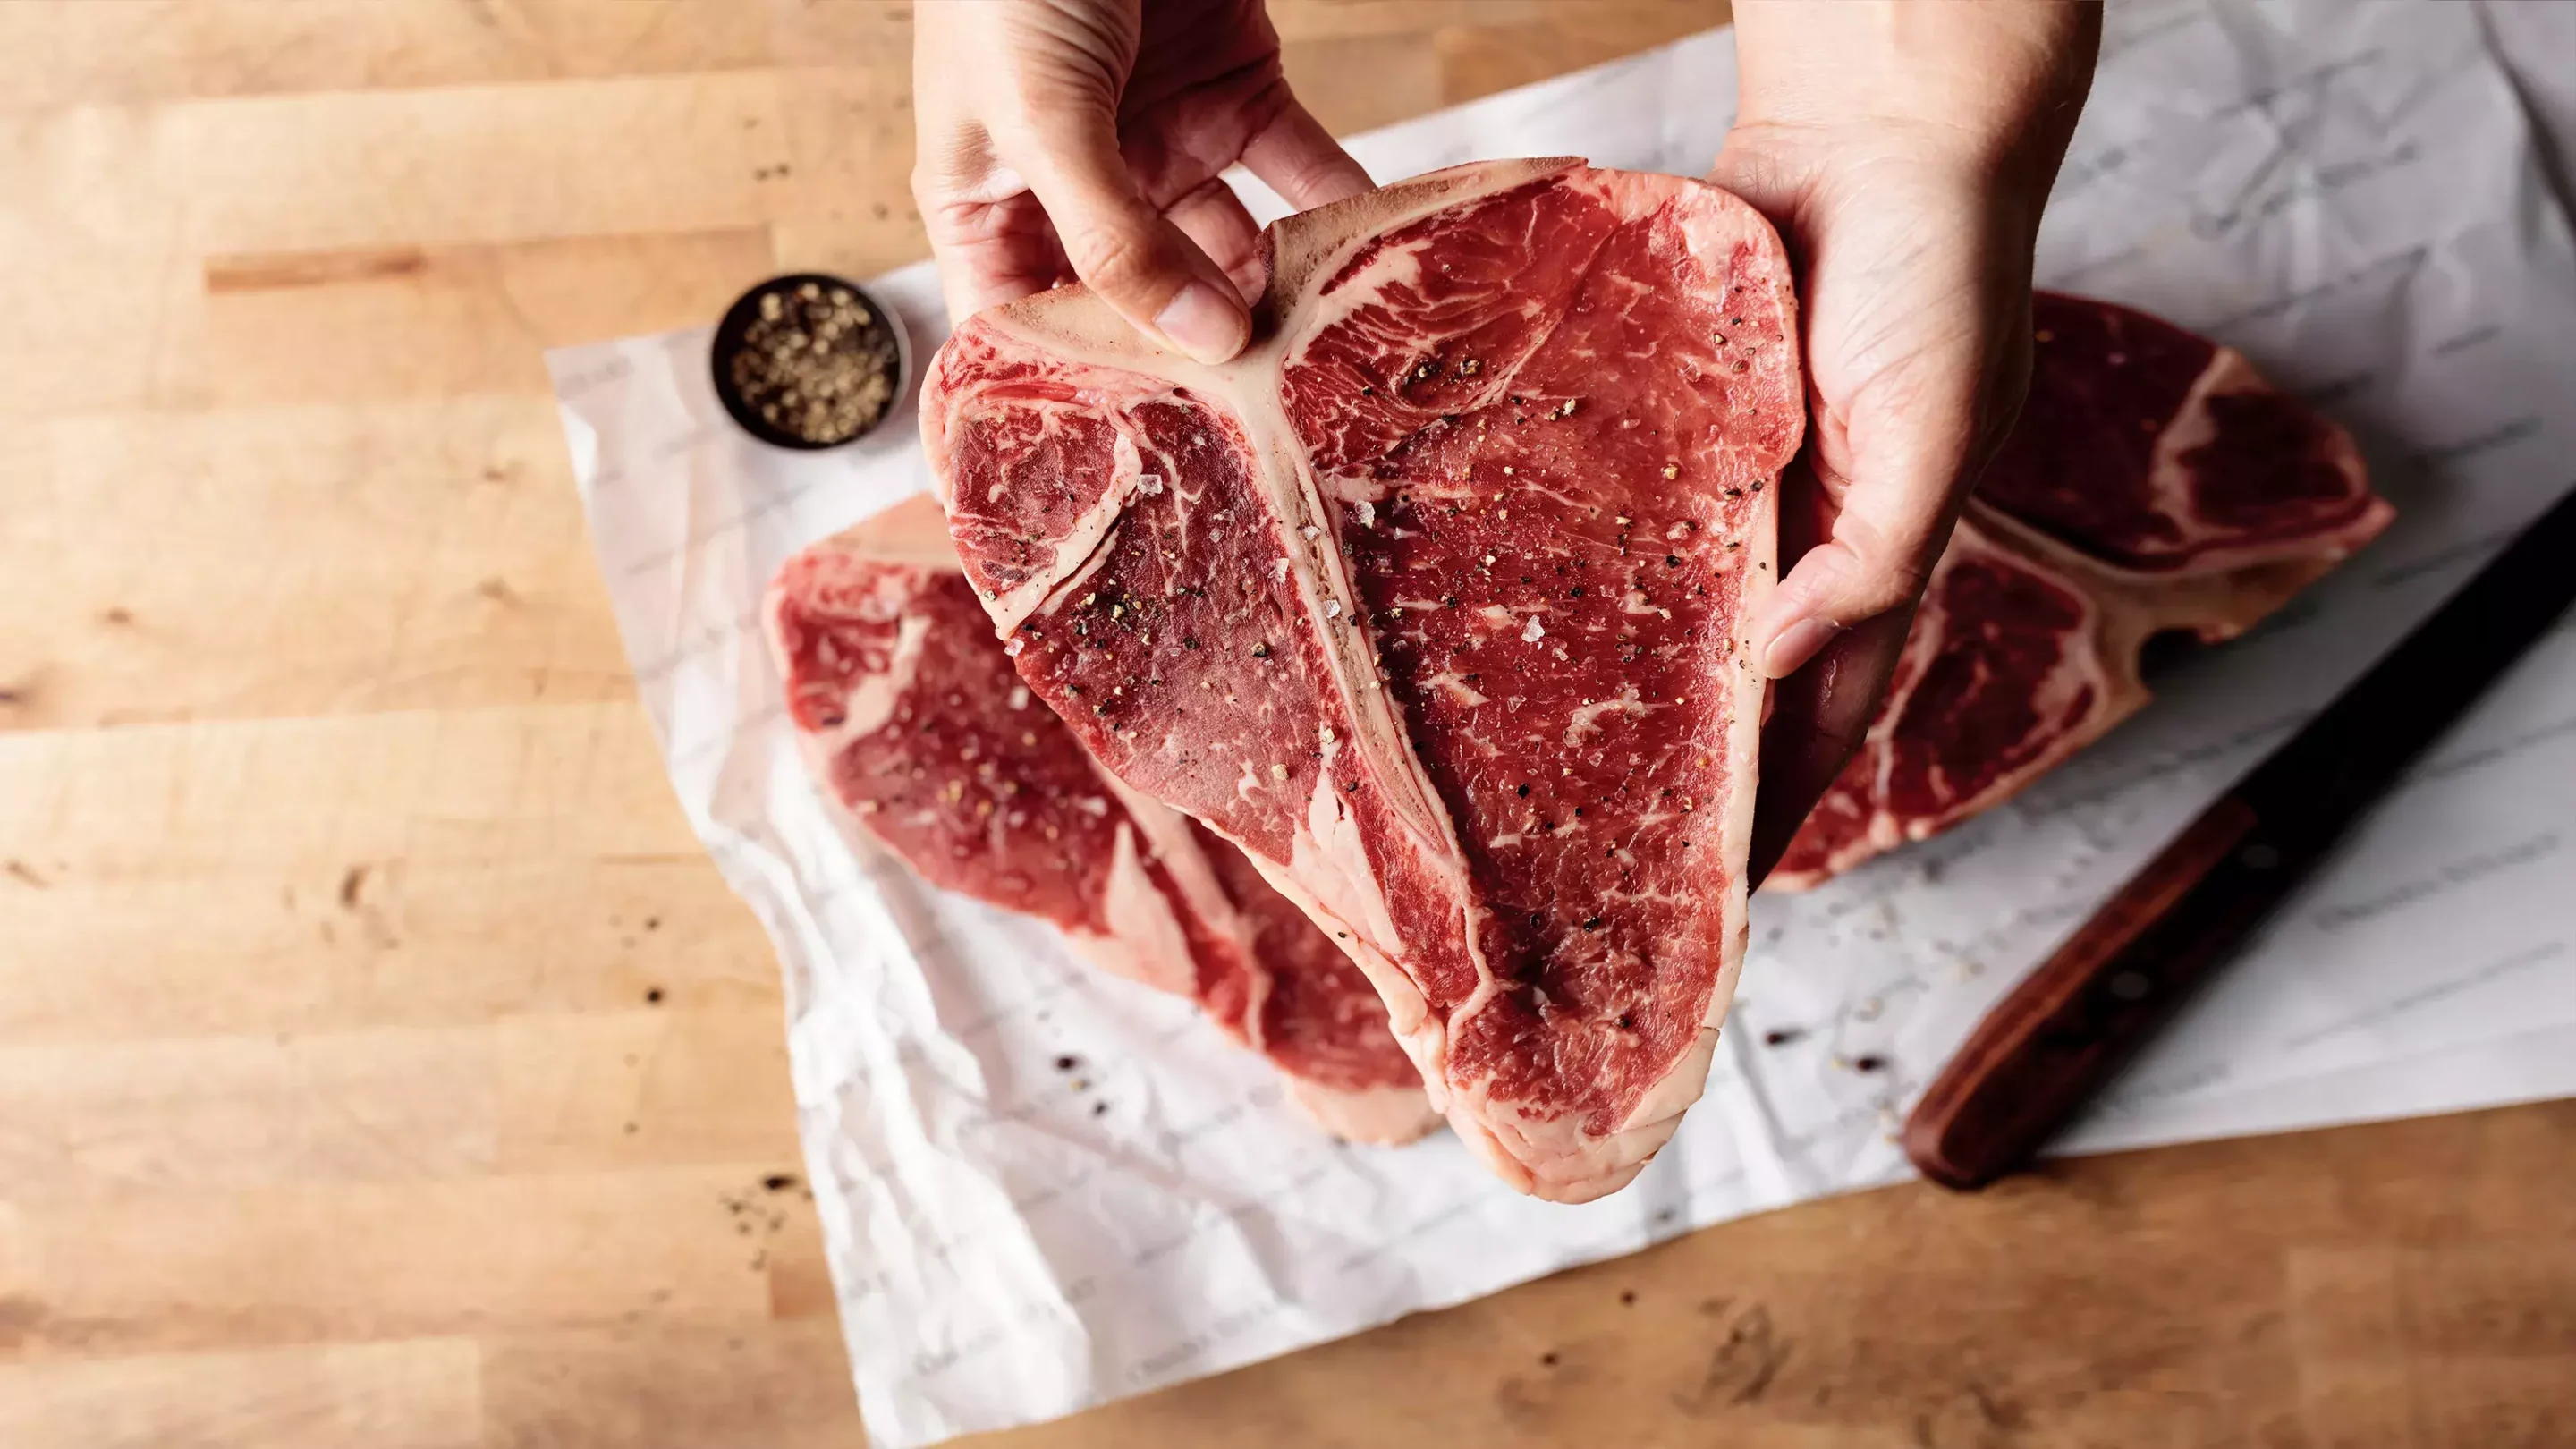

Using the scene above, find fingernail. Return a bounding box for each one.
[1762,615,1841,678]
[1156,282,1248,364]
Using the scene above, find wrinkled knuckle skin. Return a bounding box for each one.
[1822,546,1929,626]
[910,115,998,208]
[1881,560,1937,618]
[1864,530,1946,615]
[1809,540,1882,616]
[1062,221,1164,306]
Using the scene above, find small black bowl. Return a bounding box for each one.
[710,272,911,451]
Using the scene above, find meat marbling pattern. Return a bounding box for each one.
[924,159,1803,1201]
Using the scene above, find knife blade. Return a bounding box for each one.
[1903,480,2576,1191]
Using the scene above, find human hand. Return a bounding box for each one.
[911,0,1374,362]
[1715,0,2103,883]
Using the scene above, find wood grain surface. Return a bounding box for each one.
[1,4,2569,1446]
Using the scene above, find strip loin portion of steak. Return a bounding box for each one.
[924,159,1803,1201]
[1771,292,2393,889]
[767,497,1436,1144]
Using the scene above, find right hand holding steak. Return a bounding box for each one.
[1716,0,2103,881]
[911,0,1374,363]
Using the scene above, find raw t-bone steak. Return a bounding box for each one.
[1771,292,2393,889]
[766,496,1436,1143]
[924,158,1802,1201]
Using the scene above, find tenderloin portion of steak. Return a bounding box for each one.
[923,159,1803,1201]
[1770,292,2393,890]
[766,496,1436,1144]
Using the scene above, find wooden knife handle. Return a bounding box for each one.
[1905,487,2576,1191]
[1902,793,2287,1191]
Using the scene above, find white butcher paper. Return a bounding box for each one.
[549,3,2576,1444]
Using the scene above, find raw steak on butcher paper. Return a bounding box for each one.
[923,158,1804,1202]
[766,496,1438,1144]
[1771,292,2394,889]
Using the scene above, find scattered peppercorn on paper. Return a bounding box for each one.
[551,4,2576,1444]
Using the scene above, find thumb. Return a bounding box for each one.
[1753,302,2030,678]
[1007,119,1252,365]
[1751,493,1948,680]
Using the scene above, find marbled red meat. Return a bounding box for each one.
[766,498,1435,1143]
[924,159,1802,1201]
[1771,292,2393,889]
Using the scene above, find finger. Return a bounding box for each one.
[911,97,1073,317]
[1746,453,1913,886]
[1746,605,1915,888]
[1241,97,1375,209]
[1006,121,1253,364]
[1163,175,1267,301]
[1750,328,1997,679]
[919,190,1073,322]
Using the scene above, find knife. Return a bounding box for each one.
[1903,480,2576,1191]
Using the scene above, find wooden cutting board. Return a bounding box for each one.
[1,3,2569,1445]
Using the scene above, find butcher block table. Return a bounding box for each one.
[4,3,2572,1445]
